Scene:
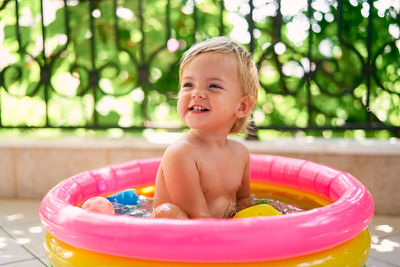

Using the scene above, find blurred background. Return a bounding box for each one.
[0,0,399,139]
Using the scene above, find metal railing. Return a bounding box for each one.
[0,0,399,137]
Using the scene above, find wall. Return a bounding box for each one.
[0,135,398,215]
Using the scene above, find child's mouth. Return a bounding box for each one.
[189,105,209,112]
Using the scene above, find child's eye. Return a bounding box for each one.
[182,82,193,88]
[209,84,222,89]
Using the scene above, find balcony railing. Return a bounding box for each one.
[0,0,399,137]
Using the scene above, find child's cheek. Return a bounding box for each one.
[177,97,187,121]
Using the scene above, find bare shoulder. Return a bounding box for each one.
[161,138,196,166]
[228,139,250,160]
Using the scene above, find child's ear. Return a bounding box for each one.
[236,96,254,118]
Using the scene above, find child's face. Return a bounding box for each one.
[178,52,248,133]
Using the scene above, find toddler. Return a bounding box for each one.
[151,37,259,219]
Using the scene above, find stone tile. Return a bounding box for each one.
[15,147,108,198]
[2,258,47,267]
[367,215,400,266]
[0,200,42,226]
[368,215,400,266]
[369,233,400,266]
[0,228,34,264]
[40,256,49,266]
[0,148,15,198]
[0,200,47,265]
[366,256,399,267]
[3,218,46,259]
[108,147,164,165]
[368,215,400,238]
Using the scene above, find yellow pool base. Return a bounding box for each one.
[45,229,370,267]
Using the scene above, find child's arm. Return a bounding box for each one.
[161,145,211,218]
[236,150,251,210]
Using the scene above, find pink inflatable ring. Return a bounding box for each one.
[40,154,373,264]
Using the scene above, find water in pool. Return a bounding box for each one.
[111,194,305,218]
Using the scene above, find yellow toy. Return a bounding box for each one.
[234,204,282,218]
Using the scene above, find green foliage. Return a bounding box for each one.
[0,0,399,138]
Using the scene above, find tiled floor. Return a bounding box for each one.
[0,199,399,267]
[0,200,48,266]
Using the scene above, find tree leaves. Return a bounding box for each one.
[0,0,398,136]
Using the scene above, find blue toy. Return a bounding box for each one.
[106,189,140,205]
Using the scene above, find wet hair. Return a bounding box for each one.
[179,36,259,133]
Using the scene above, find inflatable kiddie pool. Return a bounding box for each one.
[40,154,373,266]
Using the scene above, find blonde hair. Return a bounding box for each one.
[179,36,259,133]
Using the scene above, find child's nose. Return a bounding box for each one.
[191,88,206,99]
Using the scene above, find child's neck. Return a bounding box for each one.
[187,129,230,148]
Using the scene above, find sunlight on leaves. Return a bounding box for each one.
[0,0,398,138]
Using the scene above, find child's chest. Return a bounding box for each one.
[195,152,245,195]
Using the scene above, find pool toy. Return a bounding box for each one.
[81,196,115,214]
[106,189,140,205]
[40,154,374,266]
[233,204,282,218]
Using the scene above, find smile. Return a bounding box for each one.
[189,105,209,112]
